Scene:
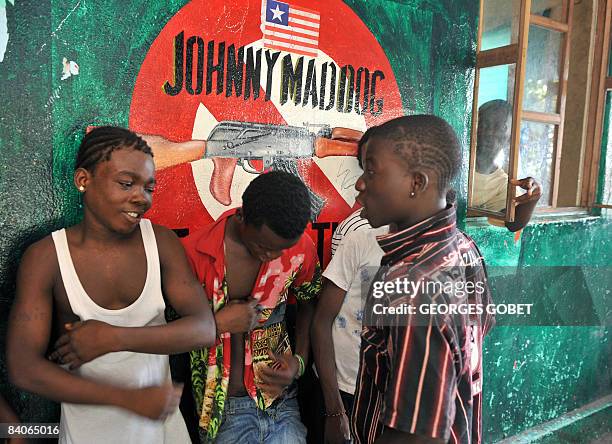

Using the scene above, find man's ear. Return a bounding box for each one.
[411,170,430,195]
[74,167,92,192]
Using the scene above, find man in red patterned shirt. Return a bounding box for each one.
[181,171,322,443]
[351,116,495,444]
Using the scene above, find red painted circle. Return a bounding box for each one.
[129,0,402,260]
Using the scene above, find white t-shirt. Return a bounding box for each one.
[331,209,370,256]
[322,225,388,394]
[472,168,509,211]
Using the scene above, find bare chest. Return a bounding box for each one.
[224,245,261,301]
[64,242,148,310]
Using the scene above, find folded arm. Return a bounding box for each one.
[112,225,216,352]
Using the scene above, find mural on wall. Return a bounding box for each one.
[129,0,403,263]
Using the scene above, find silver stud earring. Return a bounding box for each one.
[410,191,416,197]
[78,185,85,192]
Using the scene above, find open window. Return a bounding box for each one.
[468,0,612,223]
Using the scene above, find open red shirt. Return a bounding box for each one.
[181,209,321,441]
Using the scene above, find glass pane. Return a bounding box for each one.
[600,91,612,206]
[523,25,562,113]
[471,65,516,213]
[518,121,556,206]
[531,0,565,22]
[481,0,521,51]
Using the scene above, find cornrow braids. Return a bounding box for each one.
[375,115,461,195]
[75,126,153,173]
[242,170,311,240]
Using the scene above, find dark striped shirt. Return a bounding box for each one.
[352,205,494,444]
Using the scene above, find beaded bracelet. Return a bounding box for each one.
[294,353,305,378]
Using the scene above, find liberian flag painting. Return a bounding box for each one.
[261,0,320,57]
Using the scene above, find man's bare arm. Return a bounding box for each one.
[311,279,347,413]
[295,297,316,363]
[7,239,181,420]
[505,177,541,232]
[0,393,19,423]
[311,278,352,443]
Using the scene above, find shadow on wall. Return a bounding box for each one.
[0,222,65,425]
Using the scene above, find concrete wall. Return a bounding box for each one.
[0,1,609,442]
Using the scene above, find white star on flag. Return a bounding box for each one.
[270,5,285,21]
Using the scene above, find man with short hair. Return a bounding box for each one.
[311,130,389,444]
[473,99,541,231]
[181,170,322,443]
[352,116,495,444]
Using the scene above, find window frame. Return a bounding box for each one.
[467,0,596,223]
[584,0,612,211]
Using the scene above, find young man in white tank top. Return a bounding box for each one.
[6,127,217,443]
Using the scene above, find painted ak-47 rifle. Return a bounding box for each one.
[204,121,361,219]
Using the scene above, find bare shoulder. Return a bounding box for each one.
[150,222,185,261]
[16,234,59,294]
[151,222,180,244]
[20,235,58,273]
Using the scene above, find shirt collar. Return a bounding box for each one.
[195,208,238,259]
[377,204,457,266]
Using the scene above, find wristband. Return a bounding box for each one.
[324,410,346,417]
[294,353,305,378]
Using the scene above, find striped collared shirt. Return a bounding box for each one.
[352,205,494,444]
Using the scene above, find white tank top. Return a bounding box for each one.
[51,219,190,444]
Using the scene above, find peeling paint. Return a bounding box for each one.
[60,57,79,80]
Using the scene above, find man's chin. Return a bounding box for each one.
[360,208,383,228]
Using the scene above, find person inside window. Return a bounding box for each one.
[473,100,542,231]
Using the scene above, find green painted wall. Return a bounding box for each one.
[467,219,612,440]
[0,1,609,442]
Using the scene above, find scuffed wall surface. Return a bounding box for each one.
[468,218,612,441]
[0,1,609,443]
[345,0,477,221]
[0,0,60,423]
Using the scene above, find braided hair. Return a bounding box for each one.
[369,115,461,195]
[75,126,153,172]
